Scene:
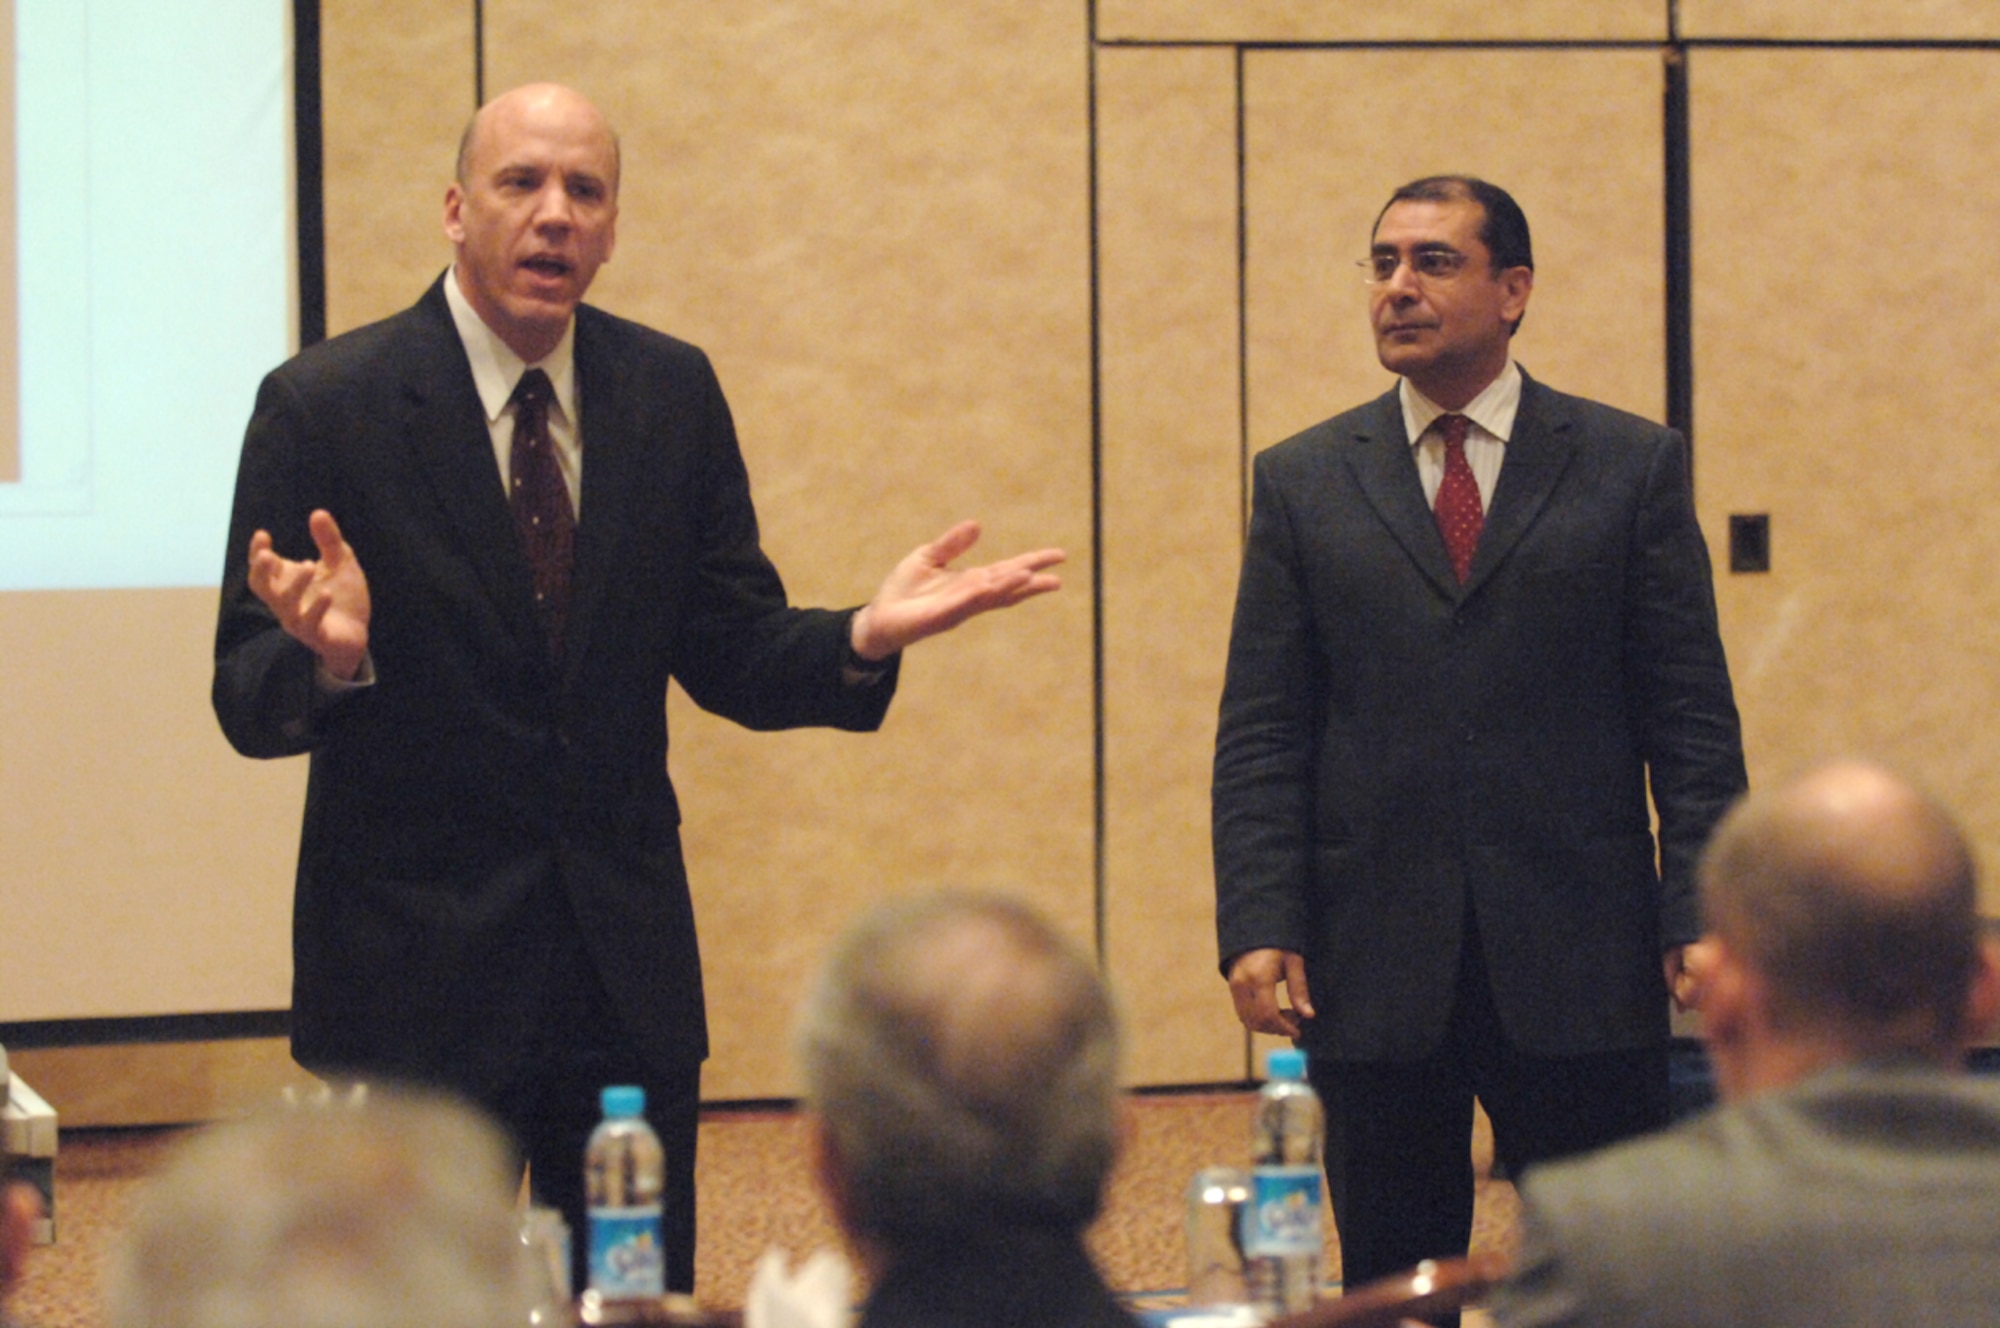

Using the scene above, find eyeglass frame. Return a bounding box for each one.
[1356,244,1489,285]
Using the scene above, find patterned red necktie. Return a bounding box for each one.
[1433,413,1483,584]
[508,368,575,660]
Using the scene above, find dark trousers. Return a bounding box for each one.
[1307,915,1668,1303]
[486,916,703,1297]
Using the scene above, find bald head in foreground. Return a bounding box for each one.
[798,892,1139,1328]
[1489,760,2000,1328]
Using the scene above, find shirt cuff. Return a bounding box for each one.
[313,651,376,694]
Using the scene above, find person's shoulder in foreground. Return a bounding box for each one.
[1487,758,2000,1328]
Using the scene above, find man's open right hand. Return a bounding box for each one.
[247,509,371,681]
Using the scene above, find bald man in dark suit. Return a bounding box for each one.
[214,83,1062,1291]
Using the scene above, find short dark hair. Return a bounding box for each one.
[1374,175,1533,273]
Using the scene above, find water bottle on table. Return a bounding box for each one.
[585,1085,665,1301]
[1243,1047,1324,1316]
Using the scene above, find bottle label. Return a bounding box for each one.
[1241,1165,1322,1257]
[588,1204,665,1299]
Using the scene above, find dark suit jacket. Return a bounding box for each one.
[213,277,897,1099]
[1488,1061,2000,1328]
[1212,374,1745,1061]
[858,1228,1139,1328]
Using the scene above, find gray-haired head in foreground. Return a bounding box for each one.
[104,1084,539,1328]
[797,890,1123,1246]
[1699,759,1983,1058]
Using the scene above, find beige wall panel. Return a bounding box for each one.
[1680,0,2000,40]
[484,2,1096,1097]
[1245,48,1667,452]
[1098,0,1664,43]
[319,0,474,334]
[1097,47,1249,1086]
[0,590,302,1021]
[1690,48,2000,918]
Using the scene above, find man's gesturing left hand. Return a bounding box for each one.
[848,519,1065,662]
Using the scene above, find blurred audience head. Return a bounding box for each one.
[1695,759,2000,1097]
[797,890,1123,1261]
[104,1083,538,1328]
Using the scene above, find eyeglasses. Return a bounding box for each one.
[1357,249,1472,284]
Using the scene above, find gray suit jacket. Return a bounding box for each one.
[1213,373,1746,1059]
[214,277,897,1100]
[1489,1061,2000,1328]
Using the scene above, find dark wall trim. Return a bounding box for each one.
[293,0,325,348]
[0,1011,291,1049]
[1663,44,1692,447]
[1085,2,1108,969]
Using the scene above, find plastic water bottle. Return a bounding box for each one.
[585,1085,665,1301]
[1243,1047,1325,1315]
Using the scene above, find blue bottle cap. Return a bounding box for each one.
[1265,1047,1308,1080]
[601,1084,646,1118]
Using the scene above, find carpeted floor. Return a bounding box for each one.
[8,1090,1518,1327]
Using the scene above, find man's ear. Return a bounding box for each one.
[1697,936,1755,1080]
[1499,264,1534,329]
[1963,936,2000,1047]
[442,182,466,245]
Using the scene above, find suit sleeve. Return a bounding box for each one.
[665,347,897,733]
[1624,430,1747,948]
[211,369,354,759]
[1212,448,1322,969]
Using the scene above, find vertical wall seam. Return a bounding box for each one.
[1087,0,1109,972]
[1234,43,1253,1082]
[1664,39,1694,466]
[293,0,325,348]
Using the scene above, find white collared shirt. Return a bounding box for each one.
[443,267,584,514]
[1401,361,1522,512]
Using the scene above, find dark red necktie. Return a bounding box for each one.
[1433,413,1483,584]
[508,368,575,660]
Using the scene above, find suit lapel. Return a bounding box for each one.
[1464,373,1574,594]
[1341,389,1464,598]
[400,279,546,659]
[563,309,640,682]
[1342,375,1580,598]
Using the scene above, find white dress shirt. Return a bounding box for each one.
[1400,360,1523,512]
[443,265,584,514]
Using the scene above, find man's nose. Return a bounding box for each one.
[531,182,573,228]
[1380,255,1424,296]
